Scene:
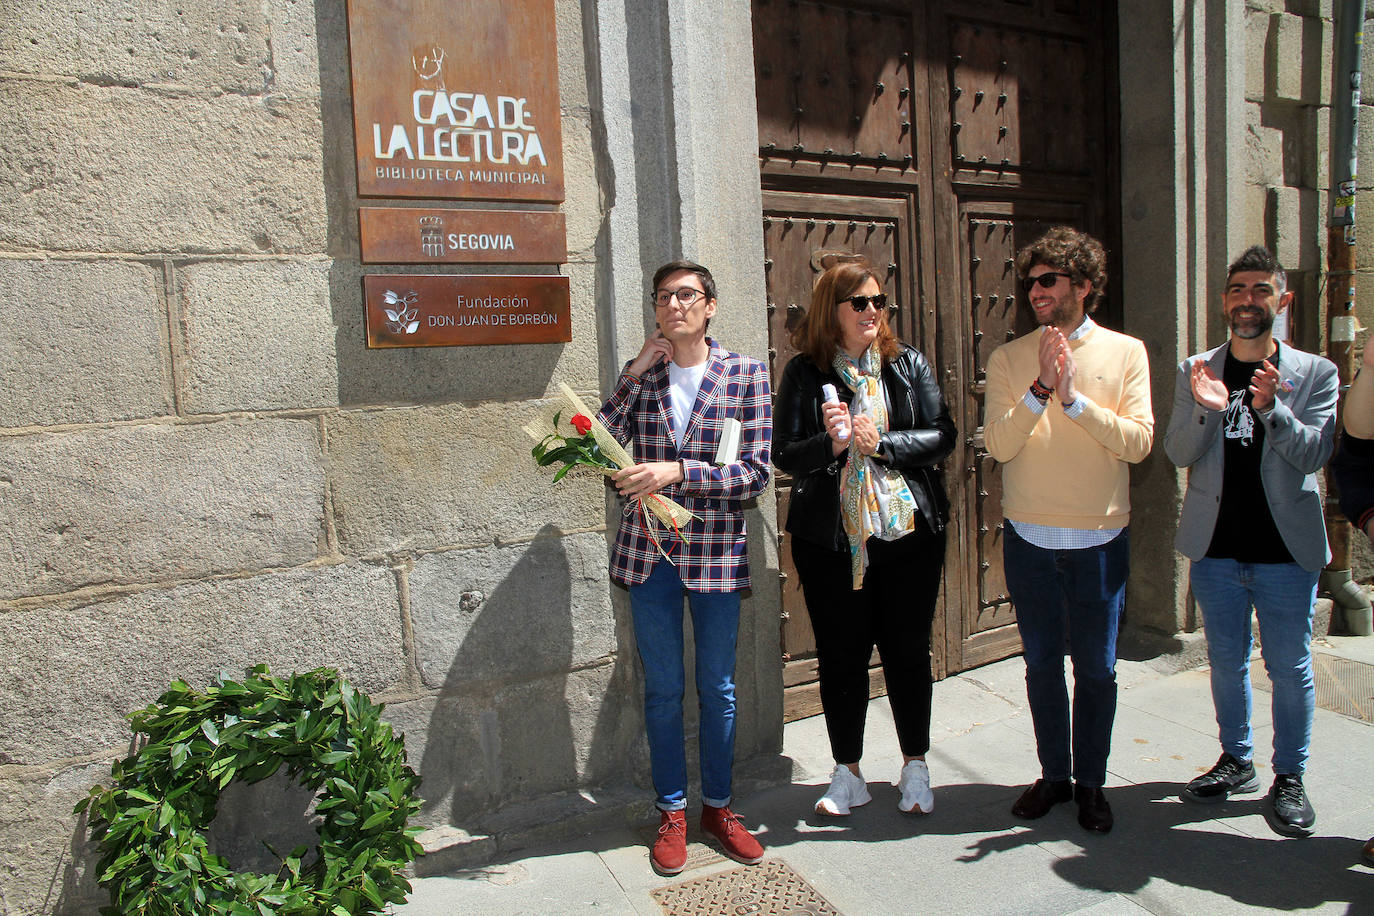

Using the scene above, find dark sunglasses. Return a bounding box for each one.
[1020,272,1073,293]
[841,293,888,312]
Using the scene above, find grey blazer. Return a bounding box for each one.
[1163,342,1338,572]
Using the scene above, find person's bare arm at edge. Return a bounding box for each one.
[1345,344,1374,440]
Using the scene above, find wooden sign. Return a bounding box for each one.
[359,207,567,264]
[345,0,564,202]
[364,275,571,348]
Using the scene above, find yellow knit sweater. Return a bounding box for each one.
[984,324,1154,528]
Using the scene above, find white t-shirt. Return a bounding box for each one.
[667,360,708,445]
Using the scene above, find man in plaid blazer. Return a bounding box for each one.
[596,260,772,876]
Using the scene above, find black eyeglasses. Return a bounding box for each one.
[653,287,708,308]
[1020,272,1073,293]
[842,293,888,312]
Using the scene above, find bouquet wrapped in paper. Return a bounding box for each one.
[527,383,697,560]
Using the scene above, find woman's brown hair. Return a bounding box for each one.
[791,259,900,370]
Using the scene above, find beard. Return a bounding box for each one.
[1229,307,1274,340]
[1035,297,1077,328]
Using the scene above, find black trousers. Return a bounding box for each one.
[791,528,945,762]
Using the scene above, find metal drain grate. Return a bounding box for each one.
[650,859,841,916]
[1250,651,1374,722]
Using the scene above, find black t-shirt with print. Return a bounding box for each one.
[1205,345,1294,563]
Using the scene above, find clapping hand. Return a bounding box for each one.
[1038,326,1066,391]
[1038,326,1077,406]
[1190,361,1228,411]
[1248,359,1281,412]
[1056,346,1078,406]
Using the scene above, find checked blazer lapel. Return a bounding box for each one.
[678,346,726,453]
[645,359,675,444]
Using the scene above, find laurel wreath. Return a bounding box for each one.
[76,666,423,915]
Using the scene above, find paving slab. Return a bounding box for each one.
[400,846,639,916]
[1065,898,1153,916]
[1115,669,1222,734]
[1319,635,1374,667]
[399,654,1374,916]
[1104,702,1230,787]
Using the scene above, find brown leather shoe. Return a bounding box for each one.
[1011,778,1073,819]
[700,804,764,865]
[1075,784,1113,834]
[1362,836,1374,868]
[651,809,687,876]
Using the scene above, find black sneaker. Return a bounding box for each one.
[1266,773,1315,837]
[1182,753,1259,804]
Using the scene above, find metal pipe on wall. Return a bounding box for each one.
[1322,0,1371,634]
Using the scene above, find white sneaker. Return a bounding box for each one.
[815,764,871,816]
[897,759,934,814]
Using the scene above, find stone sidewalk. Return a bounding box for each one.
[397,637,1374,915]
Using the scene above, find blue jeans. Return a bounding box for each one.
[1004,524,1129,787]
[628,561,741,811]
[1190,557,1317,775]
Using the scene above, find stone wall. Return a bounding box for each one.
[0,2,784,912]
[1352,3,1374,576]
[1242,0,1374,579]
[1361,5,1374,345]
[1240,0,1346,344]
[1119,0,1374,635]
[1353,2,1374,577]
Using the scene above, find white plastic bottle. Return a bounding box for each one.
[821,383,850,441]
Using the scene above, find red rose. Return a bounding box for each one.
[570,413,593,435]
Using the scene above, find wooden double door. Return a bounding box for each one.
[752,0,1121,715]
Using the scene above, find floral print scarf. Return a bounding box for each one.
[834,345,919,588]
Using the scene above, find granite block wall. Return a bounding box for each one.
[0,2,718,911]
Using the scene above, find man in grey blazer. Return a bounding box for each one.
[1164,245,1337,838]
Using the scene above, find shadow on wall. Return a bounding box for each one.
[203,774,320,876]
[54,529,641,910]
[52,810,103,914]
[417,524,644,834]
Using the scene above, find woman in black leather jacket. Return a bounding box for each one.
[773,259,956,818]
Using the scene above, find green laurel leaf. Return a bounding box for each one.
[82,667,423,914]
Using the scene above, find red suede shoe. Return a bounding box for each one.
[651,809,688,876]
[700,804,764,865]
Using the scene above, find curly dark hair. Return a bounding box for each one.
[791,259,900,369]
[1014,226,1108,313]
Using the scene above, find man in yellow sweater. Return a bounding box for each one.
[985,226,1154,834]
